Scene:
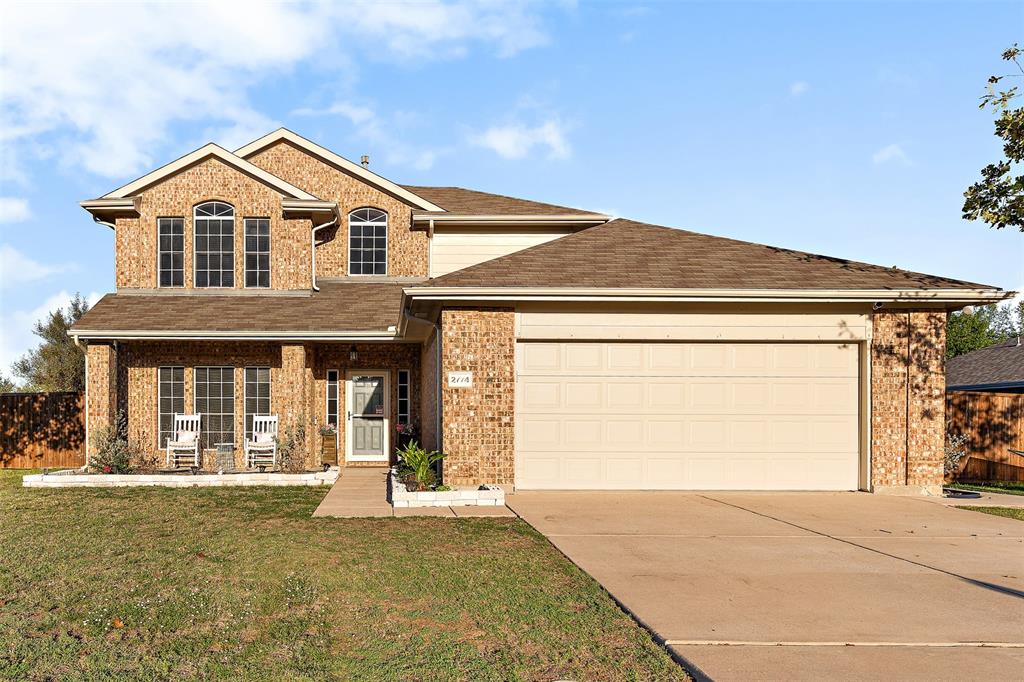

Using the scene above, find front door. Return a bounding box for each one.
[346,371,389,462]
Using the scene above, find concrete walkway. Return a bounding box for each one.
[312,467,515,518]
[508,491,1024,681]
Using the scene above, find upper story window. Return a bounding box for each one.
[194,201,235,287]
[348,208,387,275]
[244,218,270,288]
[157,218,184,287]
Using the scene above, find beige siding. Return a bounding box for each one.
[516,340,861,491]
[429,228,574,277]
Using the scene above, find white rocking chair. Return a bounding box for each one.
[245,415,278,469]
[165,413,202,468]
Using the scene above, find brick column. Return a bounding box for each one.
[440,307,515,487]
[279,343,316,468]
[870,310,946,495]
[86,342,118,458]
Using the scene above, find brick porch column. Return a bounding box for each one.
[440,307,515,487]
[870,310,946,495]
[85,342,118,458]
[280,343,316,468]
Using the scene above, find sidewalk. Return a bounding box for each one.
[312,467,516,518]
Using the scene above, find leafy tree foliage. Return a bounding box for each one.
[12,294,90,392]
[0,373,16,393]
[946,299,1023,358]
[963,45,1024,231]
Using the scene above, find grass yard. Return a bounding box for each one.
[958,506,1024,521]
[946,481,1024,496]
[0,471,687,681]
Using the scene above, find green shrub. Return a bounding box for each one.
[396,440,445,490]
[89,411,144,474]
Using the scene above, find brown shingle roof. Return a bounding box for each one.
[947,338,1024,389]
[401,185,600,216]
[427,218,995,290]
[70,281,405,336]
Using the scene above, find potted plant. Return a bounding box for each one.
[319,423,338,468]
[396,422,418,451]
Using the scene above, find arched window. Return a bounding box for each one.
[194,201,235,287]
[348,208,387,275]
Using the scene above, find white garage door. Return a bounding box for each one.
[515,341,860,490]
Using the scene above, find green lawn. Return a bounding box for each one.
[947,481,1024,497]
[0,470,687,681]
[958,506,1024,521]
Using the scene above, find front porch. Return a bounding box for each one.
[85,340,429,472]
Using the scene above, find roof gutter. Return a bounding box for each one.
[403,286,1012,305]
[411,214,610,227]
[295,201,340,292]
[70,329,399,342]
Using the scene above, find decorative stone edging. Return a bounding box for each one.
[388,468,504,508]
[23,468,339,488]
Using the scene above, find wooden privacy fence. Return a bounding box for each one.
[946,391,1024,482]
[0,392,85,469]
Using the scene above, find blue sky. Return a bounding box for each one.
[1,1,1022,376]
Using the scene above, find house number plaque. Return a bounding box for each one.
[447,371,473,388]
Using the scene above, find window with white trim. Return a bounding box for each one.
[244,218,270,288]
[158,366,184,448]
[194,366,234,448]
[157,218,184,287]
[348,208,387,275]
[397,369,410,425]
[244,367,271,439]
[326,370,340,431]
[194,201,235,287]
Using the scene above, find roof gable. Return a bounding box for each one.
[235,128,444,211]
[100,143,317,200]
[425,218,1001,293]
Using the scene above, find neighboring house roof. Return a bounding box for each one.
[402,185,605,218]
[234,128,445,212]
[69,282,406,340]
[415,218,1001,296]
[947,338,1024,390]
[99,143,318,200]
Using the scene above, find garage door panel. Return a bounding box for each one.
[516,341,860,490]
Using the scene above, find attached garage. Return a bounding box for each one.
[514,308,866,491]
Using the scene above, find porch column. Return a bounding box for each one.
[870,310,946,495]
[280,343,316,468]
[85,342,118,458]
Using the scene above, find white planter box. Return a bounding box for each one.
[388,469,505,508]
[23,468,340,489]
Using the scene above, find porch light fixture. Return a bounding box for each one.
[349,345,358,362]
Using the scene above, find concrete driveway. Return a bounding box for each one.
[507,491,1024,681]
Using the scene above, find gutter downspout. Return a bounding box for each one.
[310,212,339,292]
[92,216,116,230]
[427,318,443,461]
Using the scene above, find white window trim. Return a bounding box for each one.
[157,365,184,449]
[397,369,410,425]
[243,217,271,289]
[347,207,388,277]
[326,369,340,450]
[193,201,235,289]
[243,366,272,440]
[193,365,235,450]
[156,217,184,289]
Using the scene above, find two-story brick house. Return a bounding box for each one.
[74,128,1008,494]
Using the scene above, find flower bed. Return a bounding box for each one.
[388,468,504,508]
[23,468,339,488]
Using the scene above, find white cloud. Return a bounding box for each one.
[0,245,76,289]
[0,290,102,376]
[0,2,555,181]
[872,143,912,166]
[789,81,810,96]
[293,101,444,171]
[0,197,30,223]
[472,119,572,160]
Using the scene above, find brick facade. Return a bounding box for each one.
[439,308,516,487]
[85,342,118,457]
[870,310,946,494]
[114,157,312,290]
[246,141,428,278]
